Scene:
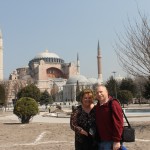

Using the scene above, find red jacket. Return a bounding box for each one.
[95,98,124,142]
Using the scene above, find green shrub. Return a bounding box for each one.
[13,97,39,124]
[17,84,41,102]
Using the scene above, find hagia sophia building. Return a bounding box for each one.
[0,30,103,103]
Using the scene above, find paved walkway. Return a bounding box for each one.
[0,112,70,123]
[0,111,150,124]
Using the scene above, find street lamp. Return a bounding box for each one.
[112,71,117,98]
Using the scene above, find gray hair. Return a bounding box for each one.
[95,84,107,91]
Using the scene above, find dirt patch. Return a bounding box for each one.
[125,121,150,150]
[0,122,74,150]
[0,114,150,150]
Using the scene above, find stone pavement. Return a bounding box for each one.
[0,111,150,124]
[0,111,70,123]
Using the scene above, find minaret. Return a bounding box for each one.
[0,30,3,80]
[97,41,103,83]
[76,53,80,75]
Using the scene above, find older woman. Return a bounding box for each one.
[70,89,97,150]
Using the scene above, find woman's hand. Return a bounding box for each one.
[80,129,88,136]
[113,142,121,150]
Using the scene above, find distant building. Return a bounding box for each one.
[115,74,125,82]
[9,49,78,101]
[63,53,99,102]
[1,37,103,103]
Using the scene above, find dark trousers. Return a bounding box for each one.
[75,136,98,150]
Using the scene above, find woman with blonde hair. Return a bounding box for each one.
[70,89,97,150]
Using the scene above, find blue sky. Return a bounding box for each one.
[0,0,150,81]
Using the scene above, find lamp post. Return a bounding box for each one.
[112,71,117,98]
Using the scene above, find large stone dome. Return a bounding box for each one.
[66,74,88,85]
[35,49,60,59]
[88,77,98,84]
[29,49,64,68]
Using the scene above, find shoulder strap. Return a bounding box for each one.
[109,99,131,128]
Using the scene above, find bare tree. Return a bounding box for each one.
[114,12,150,78]
[12,80,27,99]
[0,80,27,104]
[51,84,59,101]
[0,80,10,110]
[134,76,147,103]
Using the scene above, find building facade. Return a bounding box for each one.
[9,49,79,101]
[7,42,103,103]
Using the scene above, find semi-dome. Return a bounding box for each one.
[66,74,88,85]
[88,77,98,84]
[35,49,60,59]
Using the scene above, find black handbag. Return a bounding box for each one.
[110,99,135,142]
[122,109,135,142]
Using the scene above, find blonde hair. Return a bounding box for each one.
[79,89,94,103]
